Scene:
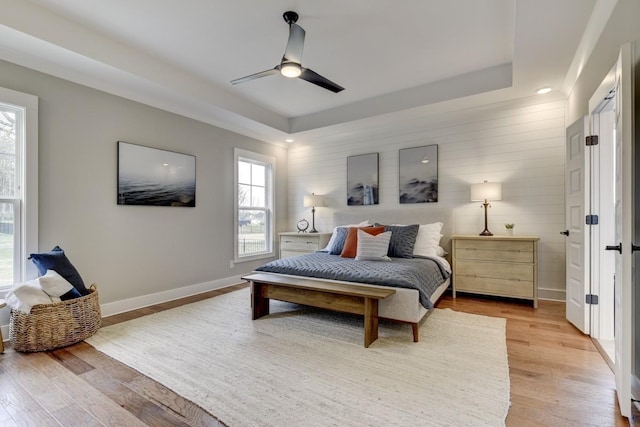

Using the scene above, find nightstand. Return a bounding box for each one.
[279,232,332,259]
[451,235,539,308]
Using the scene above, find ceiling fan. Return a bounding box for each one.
[231,11,345,93]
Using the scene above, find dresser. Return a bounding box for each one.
[451,235,539,308]
[279,232,332,259]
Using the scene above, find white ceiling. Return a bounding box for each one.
[0,0,603,145]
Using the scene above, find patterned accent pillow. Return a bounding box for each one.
[355,230,392,261]
[340,226,386,258]
[328,227,351,255]
[382,224,419,258]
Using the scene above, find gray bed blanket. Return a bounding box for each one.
[255,253,450,309]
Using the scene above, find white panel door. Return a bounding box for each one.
[565,117,590,333]
[611,44,633,419]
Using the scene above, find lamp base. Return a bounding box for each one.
[479,201,493,236]
[309,207,318,233]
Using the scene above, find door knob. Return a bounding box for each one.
[605,243,622,254]
[560,230,569,236]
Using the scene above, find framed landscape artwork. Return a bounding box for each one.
[347,153,379,205]
[117,141,196,207]
[399,145,438,203]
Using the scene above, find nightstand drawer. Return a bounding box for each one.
[455,260,534,282]
[454,240,534,262]
[280,235,321,251]
[455,275,534,298]
[278,232,332,259]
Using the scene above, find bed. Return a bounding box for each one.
[249,209,453,342]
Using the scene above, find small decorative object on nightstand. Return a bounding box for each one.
[296,219,309,233]
[505,223,515,236]
[279,232,331,259]
[452,235,539,308]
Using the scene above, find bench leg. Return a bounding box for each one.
[363,298,379,348]
[251,282,270,320]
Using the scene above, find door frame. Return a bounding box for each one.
[588,43,635,419]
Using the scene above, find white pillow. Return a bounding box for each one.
[39,269,75,297]
[355,229,392,261]
[5,279,53,313]
[322,220,370,252]
[413,222,446,257]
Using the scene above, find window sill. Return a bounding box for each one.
[235,252,275,264]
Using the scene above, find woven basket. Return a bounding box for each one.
[9,284,101,352]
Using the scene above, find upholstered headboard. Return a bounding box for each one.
[333,208,454,253]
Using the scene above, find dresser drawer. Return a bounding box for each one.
[455,275,534,298]
[280,235,321,251]
[455,239,534,263]
[455,259,534,282]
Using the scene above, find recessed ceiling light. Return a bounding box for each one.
[285,138,294,143]
[536,87,552,95]
[162,163,169,166]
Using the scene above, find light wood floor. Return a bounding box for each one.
[0,284,636,426]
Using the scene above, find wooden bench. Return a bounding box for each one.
[242,273,395,348]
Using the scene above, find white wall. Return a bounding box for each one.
[0,59,288,313]
[288,95,567,300]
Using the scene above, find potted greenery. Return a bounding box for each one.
[505,223,515,236]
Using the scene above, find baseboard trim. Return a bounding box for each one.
[1,275,247,345]
[100,274,246,318]
[538,287,566,302]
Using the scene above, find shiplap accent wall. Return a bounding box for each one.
[287,95,567,300]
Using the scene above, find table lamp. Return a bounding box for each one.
[470,181,502,236]
[303,193,324,233]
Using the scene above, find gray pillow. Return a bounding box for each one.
[328,227,350,255]
[381,224,419,258]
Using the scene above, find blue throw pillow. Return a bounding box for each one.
[382,224,420,258]
[328,227,350,255]
[29,246,89,295]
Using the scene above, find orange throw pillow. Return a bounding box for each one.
[340,226,386,258]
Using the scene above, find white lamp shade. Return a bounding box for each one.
[470,182,502,201]
[304,194,324,208]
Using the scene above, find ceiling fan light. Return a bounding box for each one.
[281,63,301,78]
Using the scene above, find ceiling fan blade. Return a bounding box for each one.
[231,67,279,85]
[282,23,305,64]
[299,68,345,93]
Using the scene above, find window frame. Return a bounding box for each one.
[234,148,275,263]
[0,87,38,294]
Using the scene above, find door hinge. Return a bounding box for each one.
[585,135,599,146]
[586,214,599,225]
[586,294,599,305]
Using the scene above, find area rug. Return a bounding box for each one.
[87,288,510,426]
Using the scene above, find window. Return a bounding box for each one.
[234,148,275,262]
[0,87,38,292]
